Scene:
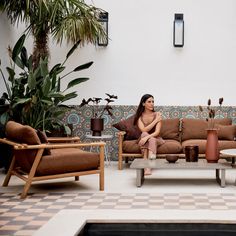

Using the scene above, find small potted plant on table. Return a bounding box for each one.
[80,93,118,136]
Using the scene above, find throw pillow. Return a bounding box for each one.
[37,130,51,155]
[113,115,141,140]
[215,124,236,140]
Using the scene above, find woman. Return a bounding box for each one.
[134,94,164,175]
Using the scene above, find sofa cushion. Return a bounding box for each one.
[5,121,41,172]
[182,139,206,154]
[160,118,180,141]
[6,121,41,145]
[182,139,236,154]
[37,129,51,155]
[36,148,100,176]
[123,140,141,153]
[181,118,232,141]
[113,115,141,140]
[215,124,236,140]
[157,140,182,154]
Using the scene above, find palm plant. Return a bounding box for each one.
[0,0,106,68]
[0,34,93,134]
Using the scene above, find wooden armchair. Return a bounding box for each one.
[0,121,105,199]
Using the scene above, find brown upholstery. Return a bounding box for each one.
[36,148,99,176]
[160,119,180,141]
[215,124,236,140]
[113,115,141,140]
[117,117,236,170]
[6,121,41,172]
[157,140,182,154]
[181,118,232,141]
[0,121,105,198]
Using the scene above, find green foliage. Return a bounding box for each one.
[0,34,93,133]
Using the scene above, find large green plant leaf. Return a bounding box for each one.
[42,76,51,96]
[40,58,48,78]
[67,77,89,89]
[20,47,28,68]
[6,67,15,82]
[27,71,36,90]
[61,92,77,103]
[12,34,26,62]
[73,61,93,72]
[66,40,81,59]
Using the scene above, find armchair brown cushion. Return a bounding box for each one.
[5,121,41,172]
[113,115,141,140]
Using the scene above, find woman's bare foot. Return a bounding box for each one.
[144,168,152,175]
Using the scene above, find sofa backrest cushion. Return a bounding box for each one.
[37,129,51,155]
[160,118,180,141]
[215,124,236,140]
[113,115,141,140]
[181,118,232,141]
[5,121,41,172]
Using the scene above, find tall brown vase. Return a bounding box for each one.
[205,129,219,163]
[90,118,104,136]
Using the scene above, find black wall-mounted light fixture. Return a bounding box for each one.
[98,12,109,46]
[173,13,184,47]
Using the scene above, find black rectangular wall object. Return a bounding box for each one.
[173,13,184,47]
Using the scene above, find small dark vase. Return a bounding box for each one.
[205,129,219,163]
[90,118,104,136]
[185,145,199,162]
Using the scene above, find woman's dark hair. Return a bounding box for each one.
[133,94,154,125]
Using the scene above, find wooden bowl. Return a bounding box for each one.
[165,155,179,163]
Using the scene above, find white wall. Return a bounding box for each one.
[1,0,236,106]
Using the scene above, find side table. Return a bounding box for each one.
[220,149,236,185]
[85,134,113,165]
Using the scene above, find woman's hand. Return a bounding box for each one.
[139,136,149,146]
[155,112,162,123]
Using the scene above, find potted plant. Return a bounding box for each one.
[0,34,93,135]
[199,97,224,163]
[80,94,118,136]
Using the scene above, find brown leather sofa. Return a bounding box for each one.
[114,117,236,170]
[0,121,105,198]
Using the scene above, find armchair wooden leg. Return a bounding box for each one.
[20,149,44,199]
[75,176,79,181]
[21,178,33,199]
[3,156,16,187]
[99,146,104,191]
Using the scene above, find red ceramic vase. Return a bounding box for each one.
[205,129,219,163]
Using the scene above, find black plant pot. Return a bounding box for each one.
[90,118,104,136]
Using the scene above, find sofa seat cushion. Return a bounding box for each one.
[182,139,236,154]
[157,140,182,154]
[123,140,141,154]
[122,139,182,154]
[218,140,236,151]
[182,139,206,154]
[36,148,100,176]
[181,118,232,141]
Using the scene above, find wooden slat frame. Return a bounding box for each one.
[0,137,105,199]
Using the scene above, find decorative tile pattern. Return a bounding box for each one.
[0,192,236,235]
[62,105,236,160]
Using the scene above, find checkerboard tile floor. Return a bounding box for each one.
[1,192,236,235]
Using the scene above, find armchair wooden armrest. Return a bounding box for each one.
[47,136,80,143]
[0,137,105,199]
